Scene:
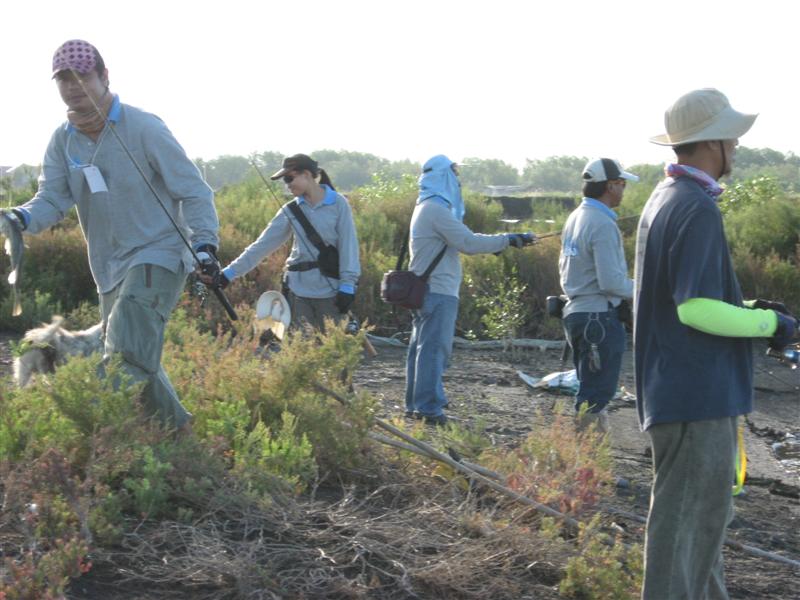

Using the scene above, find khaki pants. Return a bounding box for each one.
[642,417,737,600]
[289,293,346,334]
[100,263,190,428]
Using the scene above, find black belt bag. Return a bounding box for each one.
[546,295,568,319]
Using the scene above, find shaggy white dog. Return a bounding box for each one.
[14,317,104,387]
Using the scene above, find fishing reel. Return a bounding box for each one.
[345,317,360,336]
[766,343,800,368]
[187,272,210,306]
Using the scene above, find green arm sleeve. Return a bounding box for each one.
[677,297,778,337]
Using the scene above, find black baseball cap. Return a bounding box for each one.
[270,154,318,180]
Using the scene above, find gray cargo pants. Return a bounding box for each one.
[642,417,737,600]
[289,293,346,334]
[100,263,190,429]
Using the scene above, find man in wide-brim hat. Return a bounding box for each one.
[634,89,799,599]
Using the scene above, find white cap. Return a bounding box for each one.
[582,158,639,183]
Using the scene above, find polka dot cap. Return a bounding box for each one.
[52,39,98,75]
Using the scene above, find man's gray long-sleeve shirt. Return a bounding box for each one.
[559,198,633,317]
[225,187,360,299]
[21,99,218,294]
[409,199,508,298]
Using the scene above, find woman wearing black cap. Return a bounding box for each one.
[218,154,360,332]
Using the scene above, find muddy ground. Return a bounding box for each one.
[355,337,800,600]
[0,332,797,599]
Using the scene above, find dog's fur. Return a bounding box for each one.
[14,317,104,387]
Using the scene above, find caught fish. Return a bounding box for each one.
[0,212,24,316]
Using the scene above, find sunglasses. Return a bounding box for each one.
[282,174,296,184]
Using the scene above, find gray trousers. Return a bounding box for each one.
[289,293,346,334]
[100,263,190,428]
[642,417,737,600]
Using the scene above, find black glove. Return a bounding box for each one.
[617,299,633,332]
[216,271,231,290]
[334,291,355,314]
[507,232,537,248]
[770,312,799,350]
[196,244,223,286]
[751,299,791,316]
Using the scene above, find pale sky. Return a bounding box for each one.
[1,0,797,171]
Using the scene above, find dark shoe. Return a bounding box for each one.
[404,411,421,420]
[421,414,448,427]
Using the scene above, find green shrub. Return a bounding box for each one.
[733,249,800,309]
[0,289,61,333]
[123,446,172,519]
[232,412,317,494]
[725,197,800,260]
[559,514,643,599]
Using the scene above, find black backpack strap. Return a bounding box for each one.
[420,245,447,281]
[286,200,326,252]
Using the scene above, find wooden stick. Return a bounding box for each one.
[313,382,582,531]
[315,382,800,569]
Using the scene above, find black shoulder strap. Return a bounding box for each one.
[286,200,326,252]
[395,228,410,271]
[420,245,447,281]
[395,224,447,280]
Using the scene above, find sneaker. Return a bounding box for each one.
[404,411,421,420]
[420,414,448,427]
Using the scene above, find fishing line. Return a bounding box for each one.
[72,71,238,321]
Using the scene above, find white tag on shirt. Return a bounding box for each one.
[82,165,108,194]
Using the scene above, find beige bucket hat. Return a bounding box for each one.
[255,291,291,340]
[650,88,757,146]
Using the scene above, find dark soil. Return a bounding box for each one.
[355,338,800,600]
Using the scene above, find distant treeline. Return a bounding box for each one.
[190,147,800,194]
[3,147,798,198]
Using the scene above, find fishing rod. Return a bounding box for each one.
[74,74,238,321]
[532,213,641,241]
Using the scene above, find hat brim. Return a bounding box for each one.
[650,108,757,146]
[255,291,291,339]
[269,167,289,181]
[619,170,639,182]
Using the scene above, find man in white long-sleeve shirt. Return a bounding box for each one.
[404,155,535,426]
[559,158,638,431]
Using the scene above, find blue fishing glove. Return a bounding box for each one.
[507,232,537,248]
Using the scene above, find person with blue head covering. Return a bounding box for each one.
[404,155,536,426]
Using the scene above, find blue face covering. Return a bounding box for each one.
[417,154,465,221]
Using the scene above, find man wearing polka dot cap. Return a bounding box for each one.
[3,40,220,433]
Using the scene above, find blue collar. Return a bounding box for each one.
[297,184,337,206]
[581,197,618,221]
[65,94,121,133]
